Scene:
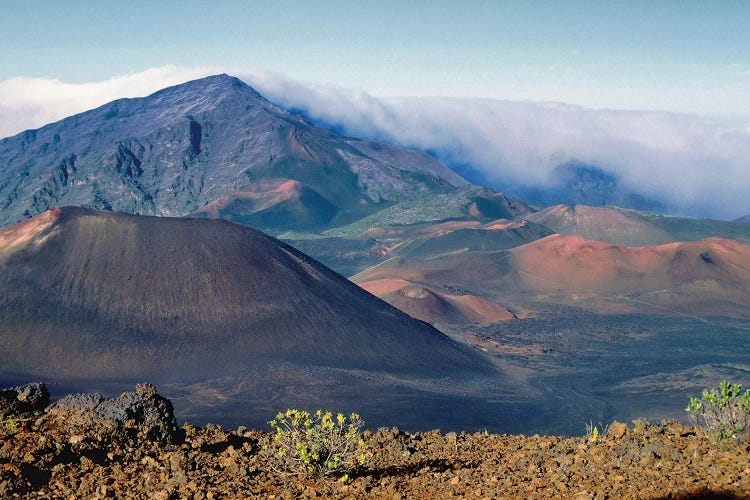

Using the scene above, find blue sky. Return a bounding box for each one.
[0,1,749,218]
[2,1,749,120]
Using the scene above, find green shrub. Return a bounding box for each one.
[0,415,24,434]
[266,409,367,478]
[686,380,750,441]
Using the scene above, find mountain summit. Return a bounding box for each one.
[0,75,467,231]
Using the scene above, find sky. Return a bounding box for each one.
[1,1,750,218]
[2,1,749,121]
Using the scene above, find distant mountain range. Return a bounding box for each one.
[507,163,665,213]
[0,75,469,232]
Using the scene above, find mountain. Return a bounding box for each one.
[0,75,467,232]
[526,204,750,246]
[359,279,517,326]
[0,207,508,429]
[508,163,665,213]
[525,204,675,246]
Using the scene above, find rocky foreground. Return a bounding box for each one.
[1,384,749,499]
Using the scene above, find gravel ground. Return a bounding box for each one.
[1,385,749,499]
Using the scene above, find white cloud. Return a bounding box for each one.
[0,65,216,139]
[240,73,750,220]
[1,66,750,219]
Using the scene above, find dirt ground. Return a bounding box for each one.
[2,408,749,499]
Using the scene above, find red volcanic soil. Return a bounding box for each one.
[191,177,337,230]
[359,278,515,325]
[359,278,413,296]
[0,208,61,256]
[446,294,516,323]
[3,390,749,499]
[194,178,304,217]
[354,232,750,321]
[485,219,520,230]
[512,234,750,316]
[418,220,482,236]
[525,204,675,246]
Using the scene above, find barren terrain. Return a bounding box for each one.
[1,384,749,499]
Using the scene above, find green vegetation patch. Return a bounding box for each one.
[686,380,750,441]
[324,194,474,237]
[264,409,368,479]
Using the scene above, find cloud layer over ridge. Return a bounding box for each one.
[2,66,749,220]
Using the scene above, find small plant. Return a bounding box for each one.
[0,415,24,434]
[686,380,750,441]
[585,420,609,442]
[266,409,367,478]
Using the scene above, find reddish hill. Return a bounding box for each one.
[512,234,750,316]
[359,279,516,326]
[192,178,337,230]
[525,204,674,246]
[355,233,750,320]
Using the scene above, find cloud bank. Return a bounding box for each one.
[2,66,749,219]
[244,73,750,220]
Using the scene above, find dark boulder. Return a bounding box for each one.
[0,382,50,417]
[48,383,177,443]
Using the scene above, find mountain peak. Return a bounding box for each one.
[149,73,265,102]
[0,74,470,230]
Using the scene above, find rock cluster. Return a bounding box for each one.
[1,383,749,498]
[49,382,176,444]
[0,383,50,418]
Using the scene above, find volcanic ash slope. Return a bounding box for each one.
[0,207,507,429]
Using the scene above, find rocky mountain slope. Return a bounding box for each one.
[0,74,467,231]
[0,208,506,429]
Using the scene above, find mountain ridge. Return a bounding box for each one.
[0,74,469,232]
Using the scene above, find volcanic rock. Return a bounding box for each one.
[0,382,50,418]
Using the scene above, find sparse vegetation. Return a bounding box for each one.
[584,420,609,442]
[686,380,750,441]
[3,384,750,498]
[323,193,475,237]
[0,415,23,434]
[265,409,367,478]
